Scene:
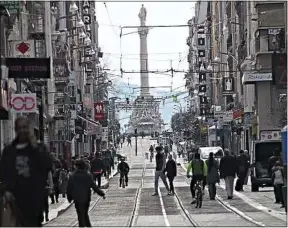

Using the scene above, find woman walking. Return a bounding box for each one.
[205,152,220,200]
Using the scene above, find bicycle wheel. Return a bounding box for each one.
[122,178,125,188]
[198,189,203,208]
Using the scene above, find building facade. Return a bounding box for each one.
[188,1,287,153]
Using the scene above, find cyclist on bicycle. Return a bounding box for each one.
[117,157,130,187]
[186,153,207,204]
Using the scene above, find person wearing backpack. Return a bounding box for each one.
[272,160,285,208]
[186,153,207,204]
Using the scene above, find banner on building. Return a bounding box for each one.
[53,59,69,81]
[6,58,50,79]
[222,77,234,95]
[94,102,104,120]
[10,40,35,58]
[11,93,37,113]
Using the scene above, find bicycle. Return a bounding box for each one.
[187,176,203,209]
[194,180,203,208]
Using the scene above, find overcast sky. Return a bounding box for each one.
[95,2,195,128]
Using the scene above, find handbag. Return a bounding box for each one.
[1,194,22,227]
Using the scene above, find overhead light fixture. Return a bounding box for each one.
[89,48,96,55]
[76,18,84,28]
[222,25,228,33]
[69,2,78,13]
[79,30,86,39]
[200,63,205,72]
[214,56,220,62]
[207,64,213,71]
[84,36,91,45]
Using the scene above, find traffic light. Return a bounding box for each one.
[134,128,138,135]
[126,98,129,104]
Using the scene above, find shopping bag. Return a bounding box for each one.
[235,178,242,191]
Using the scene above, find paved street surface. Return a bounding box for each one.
[46,138,287,227]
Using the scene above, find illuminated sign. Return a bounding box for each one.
[6,58,50,79]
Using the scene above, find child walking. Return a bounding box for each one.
[67,159,106,227]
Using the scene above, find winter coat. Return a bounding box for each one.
[102,157,111,167]
[219,155,238,178]
[165,160,177,178]
[236,154,249,175]
[67,170,104,203]
[205,159,220,184]
[91,158,104,174]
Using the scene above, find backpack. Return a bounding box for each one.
[191,159,204,176]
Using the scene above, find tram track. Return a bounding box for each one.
[127,161,147,227]
[179,165,267,227]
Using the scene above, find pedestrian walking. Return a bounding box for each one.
[127,138,132,147]
[91,153,104,187]
[268,148,281,177]
[220,149,238,199]
[236,150,249,191]
[152,146,170,196]
[272,160,285,207]
[102,155,111,179]
[50,168,61,204]
[59,168,69,198]
[164,154,177,195]
[186,153,207,204]
[0,116,53,226]
[41,171,53,223]
[120,138,124,148]
[205,152,220,200]
[67,159,106,227]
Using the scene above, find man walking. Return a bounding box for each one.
[0,117,53,226]
[67,159,106,227]
[91,153,104,187]
[164,154,177,195]
[220,149,238,199]
[236,150,249,191]
[152,146,170,196]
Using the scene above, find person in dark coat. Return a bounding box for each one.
[164,154,177,195]
[67,159,106,227]
[236,150,250,191]
[90,153,104,187]
[102,155,111,179]
[0,117,53,227]
[220,149,238,199]
[205,152,220,200]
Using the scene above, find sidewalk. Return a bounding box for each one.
[43,169,118,225]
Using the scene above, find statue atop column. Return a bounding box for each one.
[138,4,147,26]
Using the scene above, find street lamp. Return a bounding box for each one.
[79,30,86,39]
[214,56,220,63]
[69,2,78,13]
[84,36,91,45]
[76,18,85,28]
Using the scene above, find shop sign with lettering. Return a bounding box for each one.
[82,0,92,39]
[6,58,50,79]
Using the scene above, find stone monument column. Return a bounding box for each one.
[138,4,150,97]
